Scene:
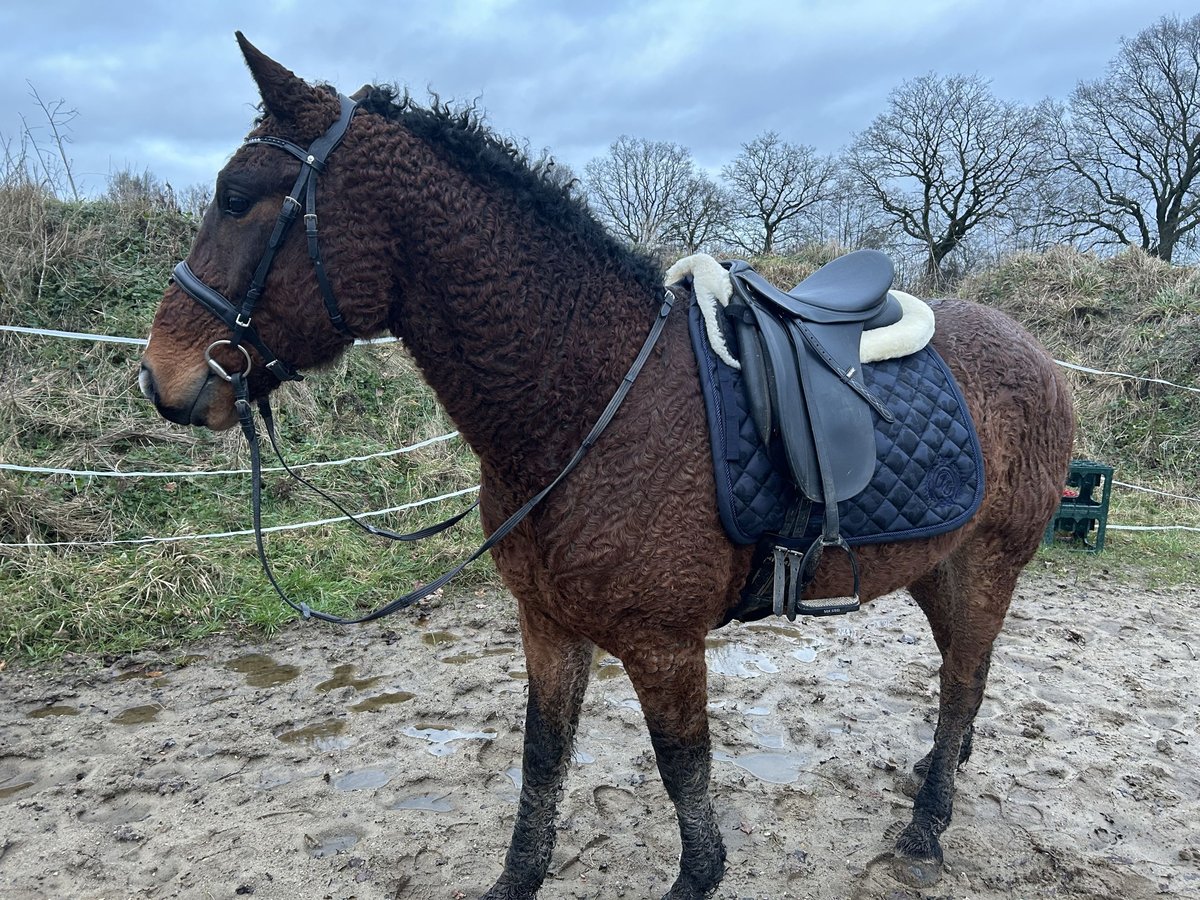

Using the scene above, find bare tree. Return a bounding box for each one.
[809,170,896,252]
[847,73,1048,283]
[722,132,835,255]
[1048,14,1200,262]
[584,135,697,248]
[664,173,731,253]
[19,83,81,201]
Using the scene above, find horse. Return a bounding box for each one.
[139,34,1075,899]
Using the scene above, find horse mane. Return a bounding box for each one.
[336,84,663,292]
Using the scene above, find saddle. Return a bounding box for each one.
[722,250,903,619]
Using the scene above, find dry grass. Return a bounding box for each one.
[958,246,1200,485]
[2,169,1197,661]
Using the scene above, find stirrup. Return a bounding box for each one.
[771,537,861,621]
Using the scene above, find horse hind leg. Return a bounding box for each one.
[892,555,1018,889]
[483,607,593,900]
[620,633,725,899]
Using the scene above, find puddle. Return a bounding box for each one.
[508,669,528,681]
[505,766,522,790]
[791,646,819,663]
[593,654,625,681]
[333,768,391,791]
[825,671,850,683]
[705,639,779,678]
[574,749,595,764]
[349,691,415,713]
[714,749,809,784]
[393,792,454,812]
[441,646,515,665]
[226,653,301,688]
[305,830,360,858]
[0,780,35,799]
[26,705,79,719]
[112,705,163,725]
[744,706,771,717]
[749,723,786,750]
[594,664,624,681]
[402,724,497,756]
[420,631,460,647]
[315,664,383,693]
[276,719,351,751]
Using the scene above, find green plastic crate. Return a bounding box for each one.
[1043,459,1114,553]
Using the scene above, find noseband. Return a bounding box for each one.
[171,93,359,384]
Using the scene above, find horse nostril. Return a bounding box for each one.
[138,362,157,402]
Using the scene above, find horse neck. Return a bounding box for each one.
[386,185,660,489]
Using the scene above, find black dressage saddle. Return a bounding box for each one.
[722,250,902,618]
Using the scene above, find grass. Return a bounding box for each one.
[1,176,1198,664]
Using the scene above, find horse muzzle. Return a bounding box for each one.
[139,359,238,430]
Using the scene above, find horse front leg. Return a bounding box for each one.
[623,635,725,900]
[483,607,593,900]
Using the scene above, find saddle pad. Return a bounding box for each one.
[688,303,984,547]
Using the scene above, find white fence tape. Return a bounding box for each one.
[1113,480,1200,504]
[0,431,460,478]
[4,322,1199,545]
[0,323,398,346]
[1053,359,1200,395]
[0,485,480,549]
[5,323,1195,392]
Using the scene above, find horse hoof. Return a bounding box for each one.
[890,854,942,889]
[481,884,536,900]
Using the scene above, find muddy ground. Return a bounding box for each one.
[2,565,1198,900]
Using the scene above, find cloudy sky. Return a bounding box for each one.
[0,0,1188,196]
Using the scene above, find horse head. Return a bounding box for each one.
[140,34,388,430]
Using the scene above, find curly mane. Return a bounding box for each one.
[352,84,663,291]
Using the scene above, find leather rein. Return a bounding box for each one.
[170,95,677,625]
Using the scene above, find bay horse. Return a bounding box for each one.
[139,35,1074,899]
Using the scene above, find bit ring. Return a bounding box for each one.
[204,340,253,382]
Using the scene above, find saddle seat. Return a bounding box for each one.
[729,249,901,325]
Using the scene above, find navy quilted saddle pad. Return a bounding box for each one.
[688,303,984,547]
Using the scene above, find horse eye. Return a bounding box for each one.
[224,194,251,217]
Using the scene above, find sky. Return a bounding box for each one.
[0,0,1190,197]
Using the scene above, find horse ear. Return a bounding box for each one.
[349,84,372,103]
[235,31,323,124]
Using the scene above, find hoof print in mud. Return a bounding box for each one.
[890,853,943,889]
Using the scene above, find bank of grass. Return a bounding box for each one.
[2,181,1198,662]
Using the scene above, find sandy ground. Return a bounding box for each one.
[2,565,1198,900]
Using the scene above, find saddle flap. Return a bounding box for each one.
[742,300,876,504]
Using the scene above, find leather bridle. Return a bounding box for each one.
[163,91,679,624]
[171,93,359,385]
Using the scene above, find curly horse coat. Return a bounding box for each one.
[139,35,1075,900]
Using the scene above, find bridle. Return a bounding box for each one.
[171,93,360,385]
[166,92,678,625]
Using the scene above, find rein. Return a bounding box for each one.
[224,288,676,625]
[170,92,679,623]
